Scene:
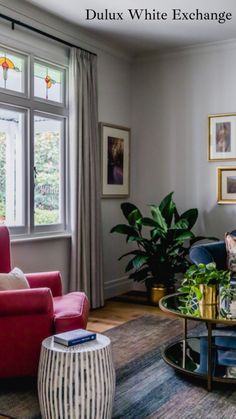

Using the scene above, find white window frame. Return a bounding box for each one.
[0,43,68,236]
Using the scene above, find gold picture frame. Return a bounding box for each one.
[208,113,236,161]
[100,123,130,198]
[217,166,236,204]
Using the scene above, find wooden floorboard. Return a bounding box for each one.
[87,294,172,333]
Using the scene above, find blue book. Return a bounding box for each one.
[54,329,96,346]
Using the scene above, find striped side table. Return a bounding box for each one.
[38,334,115,419]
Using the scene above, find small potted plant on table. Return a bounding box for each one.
[178,262,230,316]
[111,192,216,305]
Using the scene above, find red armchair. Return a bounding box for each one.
[0,227,89,378]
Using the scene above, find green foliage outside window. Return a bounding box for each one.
[0,130,60,225]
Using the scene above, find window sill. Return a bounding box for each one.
[11,232,71,244]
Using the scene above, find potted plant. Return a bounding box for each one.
[111,192,216,305]
[178,262,230,309]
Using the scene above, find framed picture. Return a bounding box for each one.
[100,123,130,198]
[208,113,236,161]
[217,167,236,204]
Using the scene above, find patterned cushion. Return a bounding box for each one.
[225,232,236,272]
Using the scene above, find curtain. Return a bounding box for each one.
[69,48,104,308]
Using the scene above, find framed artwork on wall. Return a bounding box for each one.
[208,113,236,161]
[100,123,130,198]
[217,167,236,204]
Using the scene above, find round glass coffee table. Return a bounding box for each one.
[159,293,236,391]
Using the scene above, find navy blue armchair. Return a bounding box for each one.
[189,230,236,269]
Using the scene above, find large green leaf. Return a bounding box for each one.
[159,192,176,227]
[121,203,142,224]
[151,228,163,241]
[125,259,135,272]
[142,217,159,228]
[171,219,189,230]
[110,224,139,237]
[149,205,168,233]
[179,209,198,230]
[174,231,195,242]
[128,209,143,227]
[132,254,149,270]
[118,250,147,260]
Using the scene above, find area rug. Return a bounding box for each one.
[1,315,236,418]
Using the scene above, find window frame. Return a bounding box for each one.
[0,43,68,237]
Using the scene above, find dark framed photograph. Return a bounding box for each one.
[100,123,130,197]
[208,113,236,161]
[217,167,236,204]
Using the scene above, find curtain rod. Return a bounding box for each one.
[0,12,97,57]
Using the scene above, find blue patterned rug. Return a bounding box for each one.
[1,315,236,418]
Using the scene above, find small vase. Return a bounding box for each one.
[199,284,218,305]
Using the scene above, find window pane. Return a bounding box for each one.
[34,62,63,103]
[0,108,24,226]
[34,116,62,225]
[0,50,25,93]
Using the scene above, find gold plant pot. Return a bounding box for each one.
[150,284,168,306]
[199,303,217,319]
[199,284,218,305]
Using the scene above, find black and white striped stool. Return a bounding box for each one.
[38,334,115,419]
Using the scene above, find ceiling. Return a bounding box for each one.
[25,0,236,54]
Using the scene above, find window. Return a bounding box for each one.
[0,44,68,235]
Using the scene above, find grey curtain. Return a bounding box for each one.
[69,48,104,308]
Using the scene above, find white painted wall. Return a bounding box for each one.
[98,51,133,298]
[0,0,133,298]
[131,43,236,241]
[11,237,70,293]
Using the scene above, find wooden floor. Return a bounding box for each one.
[87,296,171,333]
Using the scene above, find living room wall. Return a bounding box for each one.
[131,42,236,240]
[1,0,132,296]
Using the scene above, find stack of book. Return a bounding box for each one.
[54,329,96,347]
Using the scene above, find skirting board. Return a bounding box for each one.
[104,276,133,299]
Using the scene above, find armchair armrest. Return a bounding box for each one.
[0,288,53,316]
[26,271,62,297]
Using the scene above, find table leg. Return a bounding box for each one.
[182,318,187,368]
[207,322,213,392]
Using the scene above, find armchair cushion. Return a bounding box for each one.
[0,267,29,291]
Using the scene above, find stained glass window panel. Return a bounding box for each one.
[34,115,62,225]
[0,50,25,93]
[34,62,63,103]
